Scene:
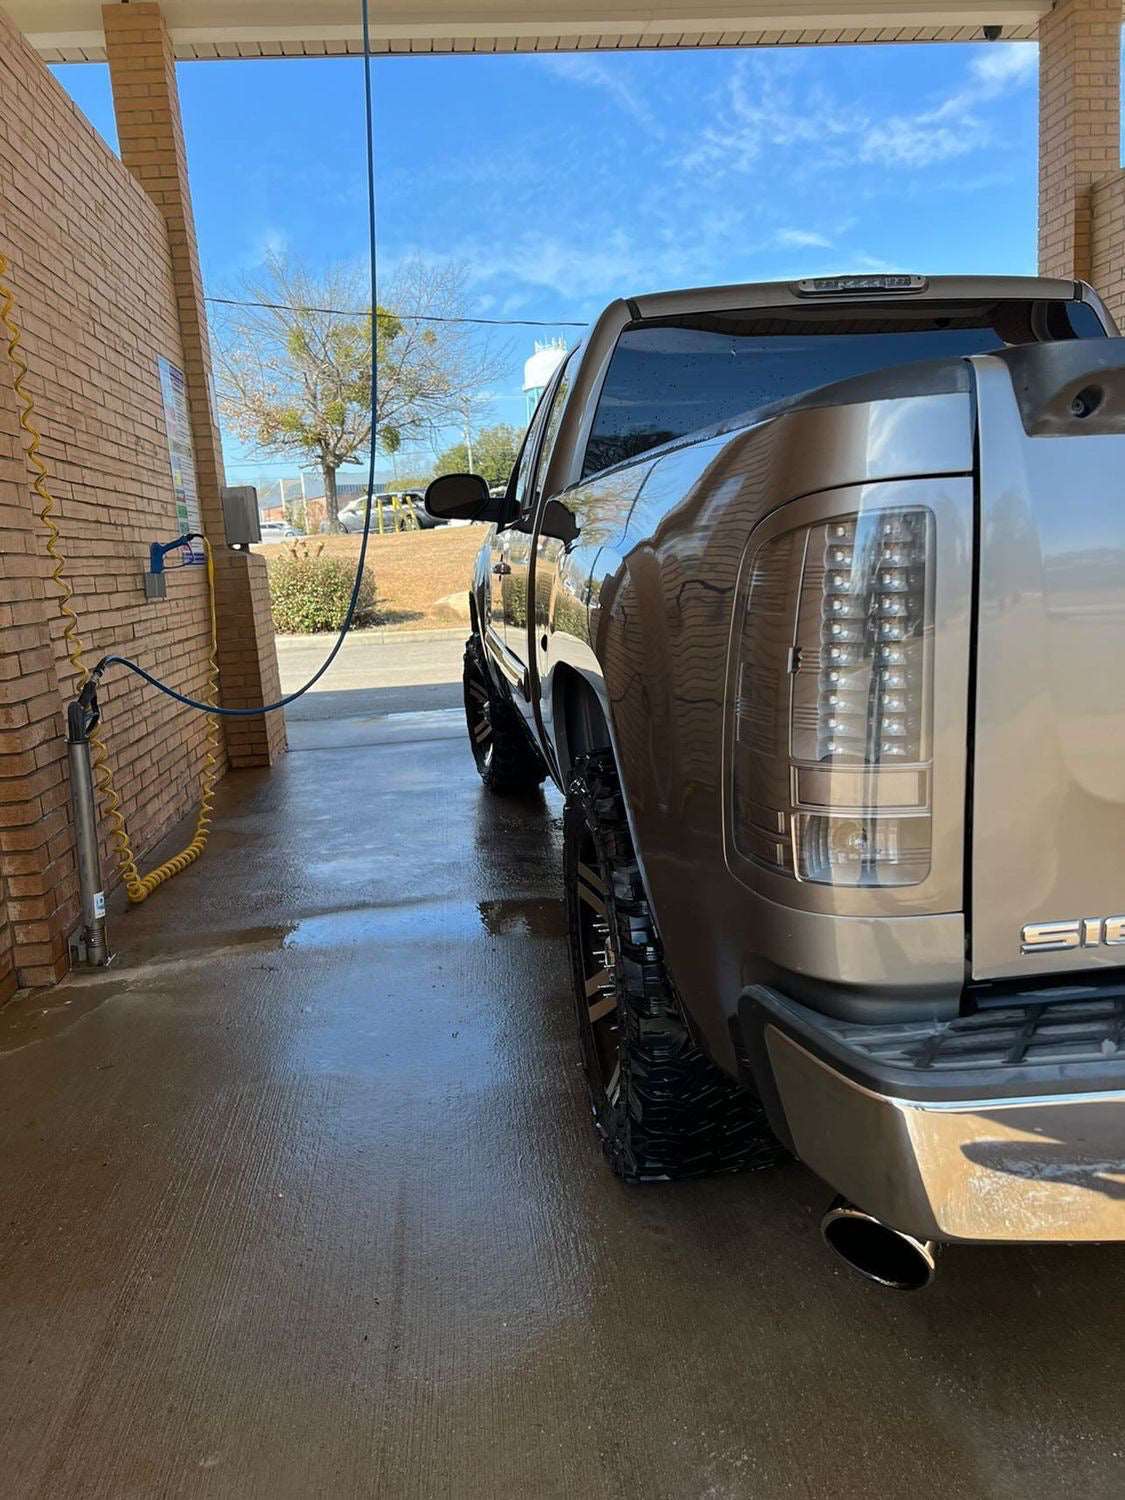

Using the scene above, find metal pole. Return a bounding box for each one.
[67,696,110,967]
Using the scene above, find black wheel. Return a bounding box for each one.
[564,751,785,1182]
[462,635,548,794]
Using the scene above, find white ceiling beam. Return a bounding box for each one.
[7,0,1055,58]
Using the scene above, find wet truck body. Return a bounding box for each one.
[429,275,1125,1280]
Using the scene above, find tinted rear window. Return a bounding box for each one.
[583,298,1106,477]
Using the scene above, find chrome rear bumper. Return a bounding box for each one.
[743,987,1125,1244]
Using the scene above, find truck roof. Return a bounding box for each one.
[628,274,1087,322]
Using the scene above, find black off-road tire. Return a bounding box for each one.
[462,635,548,794]
[564,751,785,1182]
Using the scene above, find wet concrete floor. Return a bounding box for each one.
[3,689,1125,1498]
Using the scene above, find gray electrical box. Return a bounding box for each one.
[221,485,261,547]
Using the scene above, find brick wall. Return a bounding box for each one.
[1092,170,1125,325]
[0,4,225,986]
[1038,0,1121,280]
[0,318,73,992]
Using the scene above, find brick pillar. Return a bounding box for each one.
[1091,173,1125,325]
[1038,0,1121,281]
[0,332,77,991]
[102,1,285,766]
[212,549,289,767]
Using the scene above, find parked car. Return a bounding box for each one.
[329,491,441,533]
[426,273,1125,1289]
[258,519,299,541]
[399,490,442,530]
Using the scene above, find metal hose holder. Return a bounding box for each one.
[67,679,112,968]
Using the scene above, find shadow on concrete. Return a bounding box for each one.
[284,680,463,723]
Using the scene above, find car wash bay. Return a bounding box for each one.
[4,646,1125,1499]
[2,0,1125,1495]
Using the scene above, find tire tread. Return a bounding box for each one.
[565,751,786,1183]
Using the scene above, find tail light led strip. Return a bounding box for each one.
[733,506,934,887]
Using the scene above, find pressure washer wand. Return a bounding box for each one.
[67,679,111,967]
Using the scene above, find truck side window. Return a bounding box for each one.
[510,381,555,516]
[510,351,573,520]
[527,351,575,516]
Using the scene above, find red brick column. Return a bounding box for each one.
[0,335,76,991]
[1038,0,1121,281]
[102,1,285,766]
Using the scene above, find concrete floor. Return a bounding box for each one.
[3,638,1125,1498]
[279,630,465,724]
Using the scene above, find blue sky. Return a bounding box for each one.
[52,42,1120,481]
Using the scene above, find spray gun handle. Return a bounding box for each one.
[149,533,202,575]
[67,678,101,743]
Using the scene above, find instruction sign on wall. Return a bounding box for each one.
[157,356,204,563]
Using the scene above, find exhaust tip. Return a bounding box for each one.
[821,1198,937,1291]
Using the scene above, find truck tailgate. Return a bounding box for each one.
[971,344,1125,980]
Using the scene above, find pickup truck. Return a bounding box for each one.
[425,274,1125,1289]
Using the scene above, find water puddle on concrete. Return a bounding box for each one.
[284,896,565,948]
[0,897,565,1054]
[477,898,566,938]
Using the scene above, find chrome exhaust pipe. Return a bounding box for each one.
[821,1197,938,1291]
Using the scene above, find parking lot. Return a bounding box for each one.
[0,635,1122,1498]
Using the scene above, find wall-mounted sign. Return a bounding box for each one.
[157,356,204,563]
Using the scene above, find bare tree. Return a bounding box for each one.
[213,255,505,531]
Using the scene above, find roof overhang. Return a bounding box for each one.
[6,0,1049,62]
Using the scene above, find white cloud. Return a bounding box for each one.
[258,228,288,260]
[407,213,738,304]
[776,228,833,249]
[681,43,1037,179]
[849,251,909,273]
[536,54,663,135]
[859,118,973,167]
[499,289,535,315]
[966,44,1038,94]
[460,229,691,300]
[679,58,866,176]
[861,42,1036,165]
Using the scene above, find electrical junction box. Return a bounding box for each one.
[222,485,261,547]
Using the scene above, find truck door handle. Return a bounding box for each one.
[492,562,511,576]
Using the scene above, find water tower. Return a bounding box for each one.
[523,339,568,422]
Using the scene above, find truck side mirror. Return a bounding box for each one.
[425,473,505,525]
[539,498,579,545]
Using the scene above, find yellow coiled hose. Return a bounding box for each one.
[0,251,221,903]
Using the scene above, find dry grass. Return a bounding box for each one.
[254,526,482,630]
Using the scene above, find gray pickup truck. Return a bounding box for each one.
[426,273,1125,1289]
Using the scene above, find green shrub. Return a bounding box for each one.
[268,542,377,633]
